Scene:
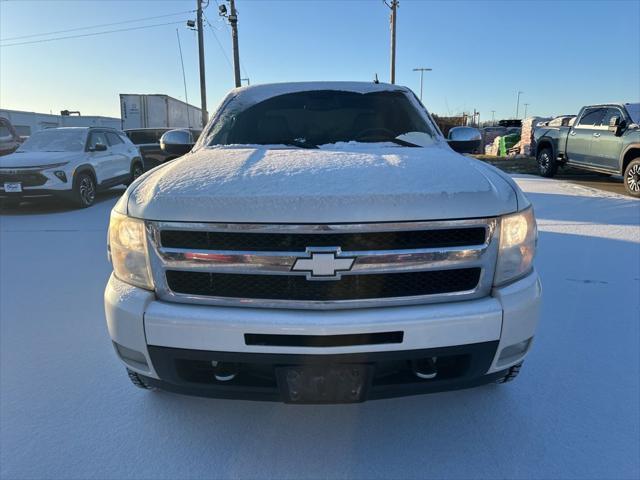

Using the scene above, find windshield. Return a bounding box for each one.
[206,90,435,147]
[17,129,86,152]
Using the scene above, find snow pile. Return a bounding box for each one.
[1,177,638,479]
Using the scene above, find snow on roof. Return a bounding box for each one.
[226,81,411,107]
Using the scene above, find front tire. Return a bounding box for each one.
[623,158,640,198]
[537,147,557,177]
[126,368,157,391]
[72,172,96,208]
[496,362,523,384]
[127,161,144,186]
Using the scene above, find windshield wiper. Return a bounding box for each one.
[282,138,318,149]
[359,136,420,147]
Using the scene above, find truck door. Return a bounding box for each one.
[590,107,626,171]
[566,107,606,165]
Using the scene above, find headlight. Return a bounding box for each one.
[494,206,537,286]
[108,211,154,290]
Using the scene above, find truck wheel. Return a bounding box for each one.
[72,172,96,208]
[537,147,557,177]
[496,362,523,384]
[126,368,157,391]
[623,158,640,198]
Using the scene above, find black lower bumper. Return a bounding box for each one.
[144,342,504,403]
[0,189,72,200]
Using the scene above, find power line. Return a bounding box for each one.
[0,10,195,42]
[206,5,249,80]
[0,21,189,47]
[203,14,234,72]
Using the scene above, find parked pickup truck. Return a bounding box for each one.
[534,103,640,197]
[125,128,201,171]
[105,82,541,404]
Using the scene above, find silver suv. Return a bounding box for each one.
[0,127,143,208]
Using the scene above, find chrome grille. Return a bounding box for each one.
[146,219,499,310]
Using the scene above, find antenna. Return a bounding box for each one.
[176,28,191,128]
[373,73,380,84]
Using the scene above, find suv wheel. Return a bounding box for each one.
[496,362,523,384]
[126,368,157,391]
[127,161,144,186]
[537,147,557,177]
[624,158,640,198]
[73,172,96,208]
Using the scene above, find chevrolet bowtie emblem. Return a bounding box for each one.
[292,247,355,280]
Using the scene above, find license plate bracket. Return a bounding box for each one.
[276,364,372,404]
[4,182,22,193]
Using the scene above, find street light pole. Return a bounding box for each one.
[385,0,399,84]
[412,67,432,101]
[491,110,496,126]
[523,103,529,119]
[515,91,523,119]
[228,0,241,88]
[196,0,208,128]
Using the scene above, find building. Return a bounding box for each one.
[0,109,121,137]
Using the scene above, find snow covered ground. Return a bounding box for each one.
[1,177,638,480]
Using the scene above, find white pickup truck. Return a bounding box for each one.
[105,82,541,404]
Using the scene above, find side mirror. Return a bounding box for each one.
[91,143,107,152]
[447,126,482,154]
[160,129,194,156]
[608,116,626,135]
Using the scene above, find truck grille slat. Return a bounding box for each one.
[160,228,487,252]
[165,268,481,301]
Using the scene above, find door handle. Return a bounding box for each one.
[593,132,601,138]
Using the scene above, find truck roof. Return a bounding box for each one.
[226,81,412,109]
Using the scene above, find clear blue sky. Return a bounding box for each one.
[1,0,639,122]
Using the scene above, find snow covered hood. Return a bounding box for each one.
[123,143,523,223]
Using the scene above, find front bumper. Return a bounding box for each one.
[105,270,541,402]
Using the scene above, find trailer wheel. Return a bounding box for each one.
[496,362,523,384]
[537,147,557,177]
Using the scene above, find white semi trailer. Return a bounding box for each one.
[119,94,203,131]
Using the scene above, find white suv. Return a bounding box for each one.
[0,127,143,208]
[105,82,541,404]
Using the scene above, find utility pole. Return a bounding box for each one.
[515,90,523,120]
[523,103,529,119]
[228,0,241,88]
[386,0,399,84]
[491,110,496,126]
[196,0,208,128]
[412,67,432,101]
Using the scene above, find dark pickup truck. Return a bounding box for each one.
[534,103,640,197]
[125,128,201,171]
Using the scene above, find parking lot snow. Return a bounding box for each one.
[1,178,638,480]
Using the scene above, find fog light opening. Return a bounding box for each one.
[412,357,438,380]
[212,361,238,382]
[498,338,532,366]
[54,171,67,183]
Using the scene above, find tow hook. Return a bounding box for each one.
[411,357,438,379]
